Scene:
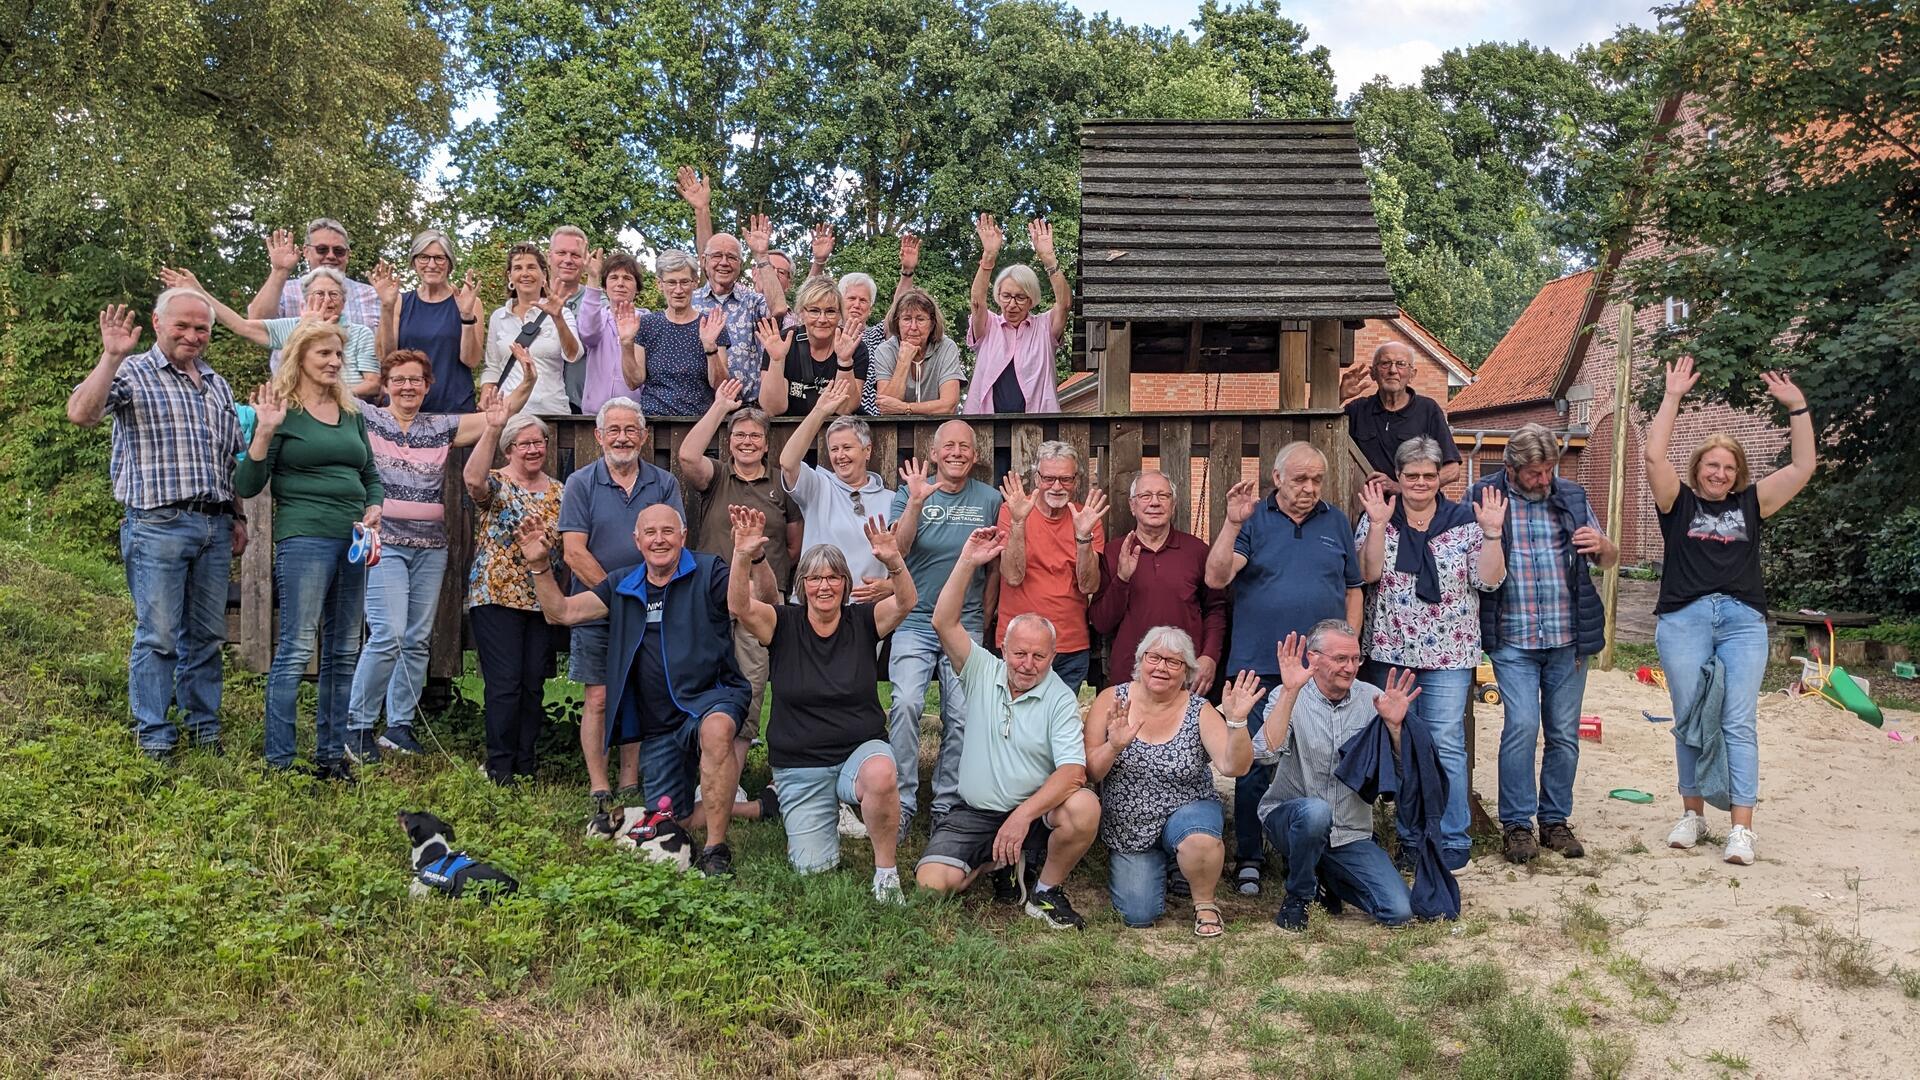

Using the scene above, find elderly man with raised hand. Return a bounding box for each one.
[887,421,1005,838]
[1089,469,1226,694]
[68,295,244,763]
[246,219,382,371]
[676,169,772,400]
[558,397,686,806]
[1205,441,1364,898]
[778,379,897,597]
[1344,342,1461,492]
[996,441,1107,693]
[518,504,756,878]
[1467,425,1616,864]
[916,526,1100,930]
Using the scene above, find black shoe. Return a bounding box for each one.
[313,760,357,784]
[1025,885,1086,930]
[1274,897,1310,933]
[343,729,382,765]
[757,785,782,823]
[695,843,734,877]
[991,865,1022,905]
[1503,823,1541,864]
[1316,882,1345,917]
[376,725,423,755]
[1539,821,1586,859]
[141,746,172,764]
[1393,846,1417,879]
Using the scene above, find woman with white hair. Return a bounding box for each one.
[777,380,897,596]
[159,264,381,399]
[962,214,1070,414]
[1084,628,1263,937]
[461,391,565,783]
[617,249,728,418]
[370,229,486,413]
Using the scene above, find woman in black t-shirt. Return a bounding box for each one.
[1644,357,1815,867]
[756,275,869,417]
[728,508,917,901]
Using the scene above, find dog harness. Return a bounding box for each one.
[416,851,476,893]
[623,799,676,845]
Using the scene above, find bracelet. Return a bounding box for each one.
[1075,534,1093,544]
[1043,263,1060,275]
[751,553,767,565]
[1483,533,1503,542]
[901,270,915,278]
[887,564,907,576]
[706,347,721,355]
[835,362,855,371]
[459,316,477,325]
[529,565,551,576]
[1225,719,1249,730]
[1788,406,1809,417]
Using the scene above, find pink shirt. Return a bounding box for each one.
[963,309,1061,414]
[577,287,641,416]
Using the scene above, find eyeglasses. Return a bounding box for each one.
[386,375,428,387]
[1139,653,1189,671]
[1036,473,1076,487]
[1375,359,1413,371]
[309,244,349,258]
[414,254,450,266]
[706,252,742,263]
[802,306,840,319]
[801,574,843,589]
[729,431,766,442]
[510,440,548,451]
[1001,702,1014,740]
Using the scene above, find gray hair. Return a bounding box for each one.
[826,414,872,448]
[153,287,213,320]
[1005,612,1059,649]
[1394,436,1444,473]
[768,249,798,273]
[549,224,588,246]
[409,229,457,263]
[1304,619,1359,655]
[1272,441,1326,474]
[1371,341,1415,367]
[838,272,878,303]
[596,396,646,431]
[993,264,1042,305]
[726,406,771,436]
[793,543,853,595]
[500,413,549,448]
[1505,424,1561,472]
[655,249,699,281]
[1134,626,1199,689]
[299,266,347,293]
[1031,439,1080,476]
[305,217,350,245]
[1129,468,1176,500]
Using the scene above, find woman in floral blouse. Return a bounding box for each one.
[1356,436,1507,868]
[462,394,563,783]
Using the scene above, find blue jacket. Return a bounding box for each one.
[1335,713,1459,921]
[600,548,749,746]
[1470,469,1608,658]
[1673,656,1732,811]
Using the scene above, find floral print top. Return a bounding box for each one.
[468,469,562,611]
[1355,516,1495,671]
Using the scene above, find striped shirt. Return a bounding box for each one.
[102,347,243,510]
[272,275,381,371]
[361,406,460,548]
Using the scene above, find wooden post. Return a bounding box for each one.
[1307,320,1342,409]
[238,492,274,673]
[1099,321,1132,414]
[1599,304,1633,671]
[1279,324,1308,410]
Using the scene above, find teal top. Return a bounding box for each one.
[954,646,1086,813]
[233,407,384,542]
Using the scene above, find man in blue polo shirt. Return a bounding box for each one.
[1205,441,1363,896]
[558,397,686,804]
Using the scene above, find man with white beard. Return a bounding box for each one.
[993,441,1107,693]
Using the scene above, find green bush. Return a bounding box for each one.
[1764,476,1920,618]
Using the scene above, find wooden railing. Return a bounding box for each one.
[235,409,1360,676]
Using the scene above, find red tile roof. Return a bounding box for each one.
[1445,269,1596,416]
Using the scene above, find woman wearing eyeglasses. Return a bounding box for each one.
[777,379,897,601]
[337,347,537,766]
[756,275,868,417]
[961,214,1070,415]
[370,230,487,414]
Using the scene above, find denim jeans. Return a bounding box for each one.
[1655,594,1767,806]
[887,623,970,822]
[1261,796,1411,925]
[636,711,736,815]
[265,537,366,767]
[348,544,447,732]
[771,739,894,873]
[1492,643,1588,827]
[1233,674,1287,864]
[1107,799,1223,927]
[1051,648,1090,694]
[1388,665,1473,868]
[120,507,232,750]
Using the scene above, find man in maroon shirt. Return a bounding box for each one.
[1090,470,1228,695]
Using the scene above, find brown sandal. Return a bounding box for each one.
[1192,902,1225,938]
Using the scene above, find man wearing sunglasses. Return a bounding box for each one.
[245,218,382,371]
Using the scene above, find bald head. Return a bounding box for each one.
[634,503,689,579]
[931,419,979,487]
[703,233,744,290]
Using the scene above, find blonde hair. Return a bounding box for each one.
[1687,434,1751,493]
[793,274,842,316]
[272,321,360,415]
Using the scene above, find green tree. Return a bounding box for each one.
[1191,0,1335,117]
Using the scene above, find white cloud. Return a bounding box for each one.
[1323,38,1447,96]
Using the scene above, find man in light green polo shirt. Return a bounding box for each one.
[914,525,1099,930]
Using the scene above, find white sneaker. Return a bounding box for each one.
[838,804,869,839]
[1723,825,1756,865]
[872,874,905,904]
[692,785,749,805]
[1667,811,1706,849]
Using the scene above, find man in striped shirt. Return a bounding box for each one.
[67,291,244,762]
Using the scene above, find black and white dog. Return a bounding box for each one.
[398,811,520,902]
[586,796,696,871]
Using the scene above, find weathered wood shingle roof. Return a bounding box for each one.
[1078,119,1397,322]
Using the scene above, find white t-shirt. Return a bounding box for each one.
[785,464,896,598]
[485,303,581,417]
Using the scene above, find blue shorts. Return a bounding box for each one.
[771,739,894,873]
[569,621,609,685]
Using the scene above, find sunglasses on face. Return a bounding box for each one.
[309,244,348,258]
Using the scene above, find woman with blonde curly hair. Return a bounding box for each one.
[234,320,385,780]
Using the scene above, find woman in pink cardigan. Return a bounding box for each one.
[961,214,1071,415]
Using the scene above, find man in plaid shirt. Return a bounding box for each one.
[1469,425,1617,865]
[67,291,244,763]
[245,217,381,371]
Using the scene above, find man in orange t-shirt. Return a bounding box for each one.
[994,441,1108,692]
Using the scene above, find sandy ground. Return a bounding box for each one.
[1457,665,1920,1078]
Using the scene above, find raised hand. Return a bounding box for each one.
[614,298,642,342]
[1359,475,1396,526]
[1760,370,1806,411]
[1115,532,1142,582]
[481,386,510,431]
[832,318,862,363]
[1376,667,1423,730]
[515,514,552,567]
[454,269,482,319]
[810,222,835,266]
[974,213,1004,261]
[1221,669,1269,724]
[1275,632,1311,693]
[98,305,142,358]
[851,576,895,604]
[250,383,287,432]
[1072,489,1108,538]
[370,260,401,308]
[698,307,728,352]
[533,271,565,317]
[1224,478,1259,525]
[865,515,902,565]
[960,525,1008,566]
[1105,693,1142,749]
[1000,470,1033,524]
[1028,218,1057,263]
[1663,355,1699,399]
[901,458,935,502]
[675,166,711,210]
[712,377,744,414]
[816,376,854,415]
[509,342,538,387]
[743,213,773,258]
[585,247,605,286]
[1474,486,1507,534]
[299,289,330,322]
[266,229,300,272]
[477,383,499,412]
[729,504,770,561]
[899,232,920,277]
[754,316,790,363]
[157,266,203,293]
